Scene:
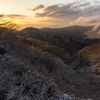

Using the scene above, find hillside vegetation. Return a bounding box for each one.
[0,25,100,100]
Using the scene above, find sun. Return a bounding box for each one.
[0,11,4,14]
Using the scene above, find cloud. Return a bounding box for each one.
[25,0,100,29]
[28,4,45,11]
[70,14,100,25]
[35,12,48,17]
[6,14,27,19]
[30,0,100,22]
[70,15,100,25]
[94,0,100,3]
[34,3,81,18]
[32,1,91,19]
[6,0,13,4]
[85,24,100,38]
[92,24,100,31]
[43,5,59,13]
[72,2,90,8]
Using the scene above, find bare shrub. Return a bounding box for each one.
[0,14,17,30]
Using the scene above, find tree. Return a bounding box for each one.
[0,14,17,30]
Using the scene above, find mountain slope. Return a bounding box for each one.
[77,42,100,63]
[1,26,100,99]
[75,42,100,75]
[0,31,72,100]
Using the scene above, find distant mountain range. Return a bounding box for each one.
[19,26,99,63]
[41,25,93,38]
[20,25,98,51]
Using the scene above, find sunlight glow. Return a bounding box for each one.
[0,0,100,28]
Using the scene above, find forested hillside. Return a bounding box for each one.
[0,26,100,100]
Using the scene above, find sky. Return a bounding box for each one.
[0,0,100,29]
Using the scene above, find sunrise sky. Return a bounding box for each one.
[0,0,100,29]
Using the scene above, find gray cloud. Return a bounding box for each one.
[35,12,48,17]
[72,2,90,8]
[33,1,100,20]
[43,5,59,13]
[34,2,89,18]
[82,5,100,16]
[35,2,81,18]
[29,4,44,11]
[94,0,100,3]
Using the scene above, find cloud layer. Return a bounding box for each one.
[70,15,100,24]
[85,24,100,38]
[28,0,100,26]
[31,1,91,18]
